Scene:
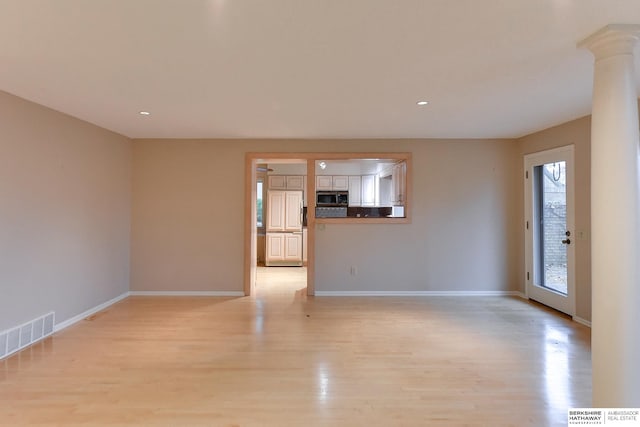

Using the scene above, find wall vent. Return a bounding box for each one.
[0,312,55,360]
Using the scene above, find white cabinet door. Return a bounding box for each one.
[266,233,285,264]
[348,176,361,206]
[284,233,303,262]
[284,191,303,231]
[392,162,406,205]
[302,228,307,263]
[268,176,287,190]
[316,176,333,191]
[361,175,376,206]
[286,176,304,190]
[267,190,285,231]
[332,175,349,190]
[303,175,307,207]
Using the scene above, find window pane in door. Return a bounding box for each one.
[534,161,568,295]
[256,181,263,228]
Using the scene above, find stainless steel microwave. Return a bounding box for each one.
[316,191,348,207]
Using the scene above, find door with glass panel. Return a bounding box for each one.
[524,146,575,316]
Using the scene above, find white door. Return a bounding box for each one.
[284,191,303,231]
[267,190,285,231]
[524,145,575,316]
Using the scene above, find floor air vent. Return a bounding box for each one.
[0,312,55,360]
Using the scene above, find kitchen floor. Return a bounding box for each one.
[256,265,307,296]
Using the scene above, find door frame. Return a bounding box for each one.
[245,154,313,296]
[523,145,576,316]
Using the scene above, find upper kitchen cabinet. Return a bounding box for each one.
[268,175,287,190]
[316,175,333,191]
[266,163,307,206]
[316,175,348,191]
[379,160,407,207]
[332,176,349,191]
[347,175,376,207]
[361,175,376,206]
[348,176,361,206]
[392,161,407,205]
[286,175,304,190]
[268,175,304,190]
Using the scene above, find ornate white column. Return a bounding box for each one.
[579,24,640,407]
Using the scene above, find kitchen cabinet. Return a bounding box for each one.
[268,175,306,206]
[268,190,302,232]
[268,175,287,190]
[266,190,303,266]
[303,176,308,206]
[269,175,304,190]
[391,162,407,205]
[302,228,308,264]
[361,175,376,206]
[266,190,285,231]
[348,175,376,207]
[286,175,304,190]
[316,175,333,191]
[266,233,303,264]
[348,176,361,206]
[332,175,349,191]
[316,175,349,191]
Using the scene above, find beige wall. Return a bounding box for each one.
[0,91,132,331]
[0,88,600,330]
[516,116,592,321]
[131,139,521,293]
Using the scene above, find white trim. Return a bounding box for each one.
[572,316,592,328]
[314,291,525,297]
[129,291,244,297]
[54,292,129,333]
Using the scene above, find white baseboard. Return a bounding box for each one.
[129,291,244,297]
[314,290,526,297]
[572,316,592,328]
[54,291,129,333]
[47,290,243,334]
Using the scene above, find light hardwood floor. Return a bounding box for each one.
[0,267,591,426]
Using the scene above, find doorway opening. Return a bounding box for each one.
[253,158,308,297]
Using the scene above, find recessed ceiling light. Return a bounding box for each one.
[139,111,151,116]
[416,101,429,106]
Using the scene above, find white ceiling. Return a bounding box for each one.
[1,1,640,140]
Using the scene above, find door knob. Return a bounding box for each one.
[562,239,571,245]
